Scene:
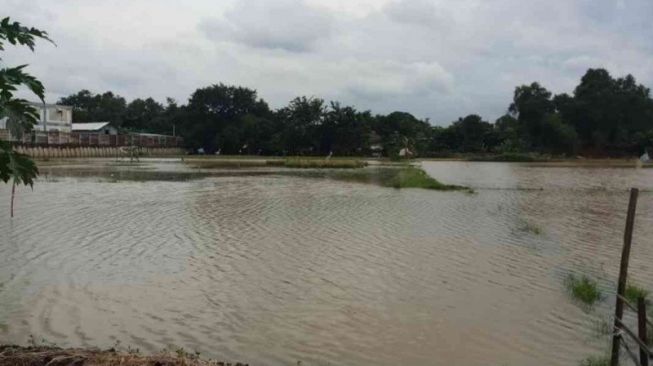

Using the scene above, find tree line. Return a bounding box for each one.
[59,68,653,157]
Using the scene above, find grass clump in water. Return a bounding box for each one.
[625,282,650,304]
[578,355,609,366]
[333,166,471,192]
[565,274,602,306]
[386,166,462,190]
[186,159,269,169]
[519,220,542,235]
[269,158,367,169]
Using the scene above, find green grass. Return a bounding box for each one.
[332,166,471,192]
[385,166,462,190]
[578,355,609,366]
[269,158,367,169]
[565,274,602,306]
[592,318,612,339]
[519,220,542,235]
[185,157,366,169]
[467,152,550,162]
[186,159,269,169]
[625,282,650,304]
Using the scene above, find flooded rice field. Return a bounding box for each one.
[1,158,653,365]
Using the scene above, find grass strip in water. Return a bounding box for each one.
[333,166,471,192]
[267,158,367,169]
[565,274,602,306]
[186,159,269,169]
[385,166,463,190]
[467,152,551,162]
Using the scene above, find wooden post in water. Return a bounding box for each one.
[611,187,639,366]
[639,297,649,366]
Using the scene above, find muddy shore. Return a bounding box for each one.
[0,345,248,366]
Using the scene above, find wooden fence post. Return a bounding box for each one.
[639,297,649,366]
[611,187,639,366]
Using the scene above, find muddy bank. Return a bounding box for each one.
[0,345,248,366]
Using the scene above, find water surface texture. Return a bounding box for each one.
[1,159,653,365]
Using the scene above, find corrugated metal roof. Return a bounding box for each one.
[72,122,111,131]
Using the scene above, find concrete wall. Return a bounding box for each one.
[13,146,185,159]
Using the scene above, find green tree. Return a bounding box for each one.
[319,102,371,155]
[562,69,653,152]
[509,82,555,149]
[494,114,525,152]
[124,97,164,132]
[0,17,51,217]
[277,96,324,155]
[374,111,432,157]
[58,90,127,126]
[182,84,271,153]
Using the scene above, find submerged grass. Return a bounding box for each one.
[467,152,551,162]
[186,159,269,169]
[267,158,367,169]
[332,166,472,192]
[578,355,609,366]
[385,166,462,190]
[625,282,650,304]
[519,220,543,235]
[565,274,602,306]
[186,157,366,169]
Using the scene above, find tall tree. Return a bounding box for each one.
[277,96,325,155]
[123,97,164,131]
[509,82,555,149]
[58,90,127,126]
[563,69,653,152]
[182,83,271,153]
[320,102,371,155]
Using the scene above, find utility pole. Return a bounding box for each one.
[42,101,48,145]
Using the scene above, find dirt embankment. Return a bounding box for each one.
[0,345,249,366]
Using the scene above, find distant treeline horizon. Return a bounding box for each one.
[58,68,653,157]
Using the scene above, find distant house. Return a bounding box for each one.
[370,144,383,157]
[72,122,118,135]
[0,102,73,137]
[398,147,414,157]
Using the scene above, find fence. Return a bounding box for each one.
[2,130,183,148]
[611,188,652,366]
[12,145,184,159]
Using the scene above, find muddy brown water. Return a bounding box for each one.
[1,158,653,365]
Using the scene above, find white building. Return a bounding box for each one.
[0,102,73,133]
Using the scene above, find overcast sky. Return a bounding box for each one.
[2,0,652,125]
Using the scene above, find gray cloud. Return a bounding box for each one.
[383,0,451,29]
[2,0,652,125]
[200,0,333,52]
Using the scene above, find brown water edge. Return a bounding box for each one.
[0,345,247,365]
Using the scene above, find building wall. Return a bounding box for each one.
[30,103,73,133]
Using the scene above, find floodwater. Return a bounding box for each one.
[1,158,653,365]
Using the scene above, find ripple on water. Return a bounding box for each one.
[0,160,652,365]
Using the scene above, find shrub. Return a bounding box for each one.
[565,274,602,306]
